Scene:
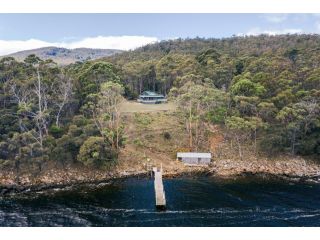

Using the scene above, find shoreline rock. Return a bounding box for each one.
[1,157,320,196]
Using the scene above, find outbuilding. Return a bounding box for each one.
[177,152,212,165]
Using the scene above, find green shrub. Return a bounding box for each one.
[83,123,100,136]
[163,132,171,140]
[133,138,143,148]
[145,134,155,140]
[297,132,320,156]
[205,106,227,124]
[77,136,115,168]
[258,134,287,155]
[68,124,83,137]
[49,125,64,138]
[134,113,153,125]
[72,115,88,127]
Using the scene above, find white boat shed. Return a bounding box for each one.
[177,152,212,165]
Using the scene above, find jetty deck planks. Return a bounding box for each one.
[153,167,166,209]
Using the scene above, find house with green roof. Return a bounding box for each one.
[137,91,167,104]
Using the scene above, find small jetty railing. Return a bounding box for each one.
[152,165,166,210]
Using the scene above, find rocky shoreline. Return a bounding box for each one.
[1,156,320,196]
[164,156,320,181]
[0,170,150,196]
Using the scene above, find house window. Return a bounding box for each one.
[198,158,201,164]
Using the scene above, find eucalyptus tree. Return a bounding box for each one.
[89,82,125,151]
[175,81,227,150]
[8,55,49,152]
[51,73,73,127]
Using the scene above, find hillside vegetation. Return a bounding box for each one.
[0,34,319,180]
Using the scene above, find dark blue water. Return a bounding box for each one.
[1,176,320,226]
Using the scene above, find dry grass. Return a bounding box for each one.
[117,105,320,177]
[117,110,189,173]
[119,100,177,113]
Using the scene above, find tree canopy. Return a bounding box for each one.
[0,34,319,176]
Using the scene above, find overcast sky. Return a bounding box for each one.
[0,13,320,55]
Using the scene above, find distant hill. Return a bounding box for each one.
[3,47,123,65]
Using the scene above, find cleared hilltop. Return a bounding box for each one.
[2,47,123,65]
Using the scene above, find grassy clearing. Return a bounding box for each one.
[119,100,177,113]
[117,110,188,173]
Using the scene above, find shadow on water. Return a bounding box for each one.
[1,176,320,226]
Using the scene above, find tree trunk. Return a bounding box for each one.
[236,135,243,160]
[254,127,257,157]
[189,100,193,150]
[36,67,44,149]
[292,128,296,155]
[55,106,63,127]
[139,78,142,94]
[115,110,120,150]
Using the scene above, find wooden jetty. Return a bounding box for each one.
[153,166,166,210]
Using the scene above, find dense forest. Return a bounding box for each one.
[0,34,319,178]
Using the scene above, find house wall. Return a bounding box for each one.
[199,158,211,165]
[137,98,167,104]
[181,157,211,165]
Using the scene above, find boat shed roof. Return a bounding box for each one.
[177,152,212,158]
